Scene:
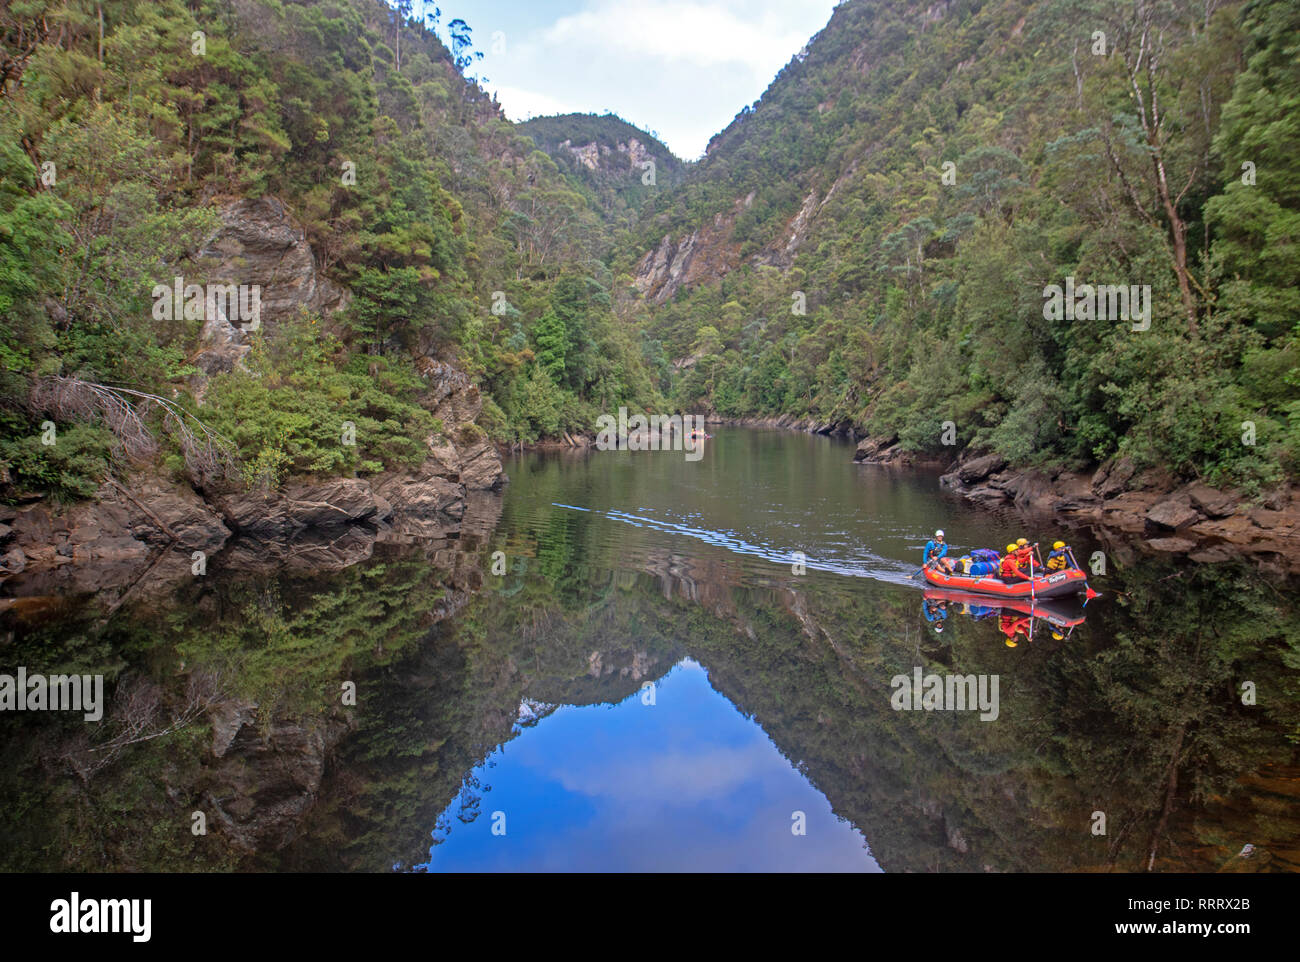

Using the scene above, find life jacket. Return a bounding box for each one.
[1000,614,1030,636]
[999,555,1023,578]
[1046,550,1068,571]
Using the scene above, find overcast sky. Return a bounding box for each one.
[412,0,841,159]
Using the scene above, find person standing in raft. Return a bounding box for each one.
[923,529,957,572]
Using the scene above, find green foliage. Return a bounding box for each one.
[623,0,1297,486]
[0,0,666,495]
[0,417,114,502]
[518,112,685,225]
[203,318,438,487]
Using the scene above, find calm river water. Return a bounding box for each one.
[2,428,1297,871]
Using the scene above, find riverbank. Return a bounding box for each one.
[853,437,1300,574]
[0,364,508,594]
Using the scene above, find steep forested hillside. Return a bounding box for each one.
[518,112,685,228]
[0,0,659,502]
[3,0,1297,506]
[618,0,1299,490]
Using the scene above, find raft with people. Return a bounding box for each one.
[916,530,1096,601]
[922,563,1089,599]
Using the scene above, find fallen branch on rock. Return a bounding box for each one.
[31,375,240,485]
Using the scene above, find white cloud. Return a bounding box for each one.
[489,83,578,123]
[542,0,811,78]
[550,742,777,803]
[482,0,839,158]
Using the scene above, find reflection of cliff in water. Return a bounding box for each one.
[371,523,1299,874]
[4,484,1297,873]
[0,492,505,871]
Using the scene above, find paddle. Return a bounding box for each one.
[1065,545,1102,601]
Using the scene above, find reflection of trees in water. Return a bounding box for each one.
[453,773,485,825]
[234,535,1300,870]
[11,491,1293,873]
[0,529,493,871]
[413,532,1299,872]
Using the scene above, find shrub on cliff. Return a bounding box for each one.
[202,317,438,488]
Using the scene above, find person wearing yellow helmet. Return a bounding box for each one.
[1000,613,1030,643]
[1046,540,1071,571]
[999,544,1030,581]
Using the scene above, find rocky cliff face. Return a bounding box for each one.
[1,195,507,592]
[559,135,655,174]
[633,193,753,304]
[198,195,351,329]
[632,179,831,303]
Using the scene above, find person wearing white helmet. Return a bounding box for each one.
[923,529,957,572]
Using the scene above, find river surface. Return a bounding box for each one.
[2,428,1298,871]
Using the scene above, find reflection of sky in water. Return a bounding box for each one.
[418,659,880,872]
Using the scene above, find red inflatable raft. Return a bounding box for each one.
[922,564,1090,600]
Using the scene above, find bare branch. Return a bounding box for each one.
[30,376,240,485]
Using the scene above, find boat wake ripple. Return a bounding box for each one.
[551,503,917,587]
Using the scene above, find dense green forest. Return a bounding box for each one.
[620,0,1300,491]
[518,112,685,230]
[2,0,1298,504]
[0,0,660,501]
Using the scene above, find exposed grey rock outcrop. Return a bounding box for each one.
[939,449,1300,572]
[213,478,391,536]
[197,196,350,331]
[189,314,251,404]
[416,355,507,490]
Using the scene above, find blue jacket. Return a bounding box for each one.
[923,539,949,565]
[922,602,947,623]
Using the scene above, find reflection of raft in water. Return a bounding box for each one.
[922,587,1087,631]
[922,564,1090,599]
